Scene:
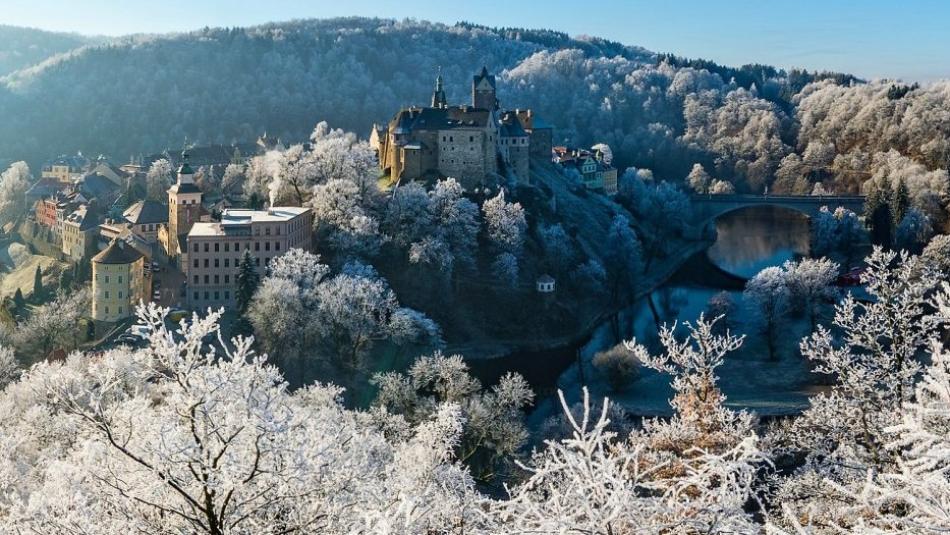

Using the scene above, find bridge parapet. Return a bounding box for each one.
[689,194,866,226]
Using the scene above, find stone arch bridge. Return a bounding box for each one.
[690,194,866,226]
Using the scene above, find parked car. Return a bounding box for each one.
[836,267,865,286]
[151,262,161,272]
[126,324,150,340]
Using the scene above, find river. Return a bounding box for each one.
[473,206,826,421]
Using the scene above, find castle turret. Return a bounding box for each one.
[164,151,203,262]
[431,67,447,108]
[472,66,497,111]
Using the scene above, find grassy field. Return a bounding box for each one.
[0,243,66,299]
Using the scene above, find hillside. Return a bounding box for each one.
[1,17,948,232]
[0,18,839,186]
[0,25,99,77]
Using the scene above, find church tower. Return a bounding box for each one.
[472,66,497,110]
[164,151,203,261]
[431,67,447,108]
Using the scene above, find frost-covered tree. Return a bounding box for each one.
[770,249,946,530]
[491,252,519,289]
[921,234,950,279]
[0,161,30,225]
[635,181,691,268]
[592,344,640,391]
[314,269,440,369]
[811,206,867,268]
[709,178,736,194]
[744,266,789,359]
[895,207,933,254]
[373,352,534,483]
[604,214,643,300]
[220,162,245,197]
[145,158,173,201]
[687,162,711,194]
[538,223,575,275]
[12,288,89,359]
[309,178,383,258]
[571,258,608,296]
[482,190,527,257]
[783,257,840,330]
[0,304,479,534]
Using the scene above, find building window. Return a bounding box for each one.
[118,276,122,283]
[265,227,271,236]
[204,275,209,284]
[214,243,219,252]
[214,291,219,300]
[204,243,209,252]
[204,259,209,268]
[193,243,198,253]
[105,306,109,314]
[255,258,260,267]
[214,275,219,284]
[118,291,123,298]
[265,242,270,252]
[105,291,110,298]
[224,291,230,300]
[193,259,199,268]
[224,259,230,268]
[105,276,110,284]
[204,292,209,300]
[118,306,123,315]
[275,242,280,251]
[194,275,198,284]
[254,242,260,251]
[214,258,219,268]
[224,243,229,252]
[194,292,199,300]
[224,275,230,284]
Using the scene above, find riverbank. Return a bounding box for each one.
[452,234,715,362]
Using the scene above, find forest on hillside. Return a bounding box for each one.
[2,17,948,231]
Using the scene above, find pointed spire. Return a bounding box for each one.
[177,151,194,183]
[431,65,447,108]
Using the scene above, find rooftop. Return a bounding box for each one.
[92,239,143,265]
[188,207,311,238]
[123,200,168,225]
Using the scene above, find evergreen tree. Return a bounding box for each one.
[13,288,25,311]
[58,269,73,292]
[32,265,43,301]
[236,250,259,314]
[892,178,910,227]
[865,181,894,249]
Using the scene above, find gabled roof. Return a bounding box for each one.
[123,200,168,225]
[92,239,143,265]
[78,173,121,200]
[65,205,99,231]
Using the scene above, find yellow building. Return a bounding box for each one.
[92,239,146,323]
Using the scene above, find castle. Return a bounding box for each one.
[371,67,553,189]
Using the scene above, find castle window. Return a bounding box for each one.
[449,136,453,142]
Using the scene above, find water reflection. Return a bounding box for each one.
[708,206,810,278]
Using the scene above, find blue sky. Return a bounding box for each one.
[6,0,950,82]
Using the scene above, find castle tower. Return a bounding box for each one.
[472,66,497,111]
[165,151,203,261]
[431,67,447,108]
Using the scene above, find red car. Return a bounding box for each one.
[836,267,865,286]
